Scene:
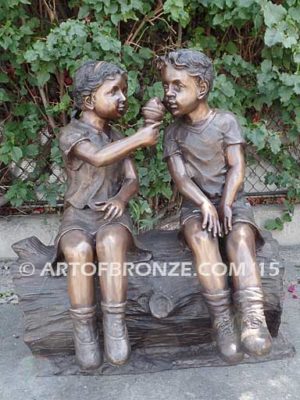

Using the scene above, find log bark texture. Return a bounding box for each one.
[10,229,294,375]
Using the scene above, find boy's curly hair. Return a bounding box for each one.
[156,49,214,94]
[73,61,127,111]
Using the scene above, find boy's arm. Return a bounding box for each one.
[95,158,139,220]
[73,123,160,167]
[219,144,245,234]
[168,154,221,237]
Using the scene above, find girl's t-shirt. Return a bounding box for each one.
[59,118,126,209]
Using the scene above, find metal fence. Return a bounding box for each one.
[0,135,296,209]
[244,146,281,196]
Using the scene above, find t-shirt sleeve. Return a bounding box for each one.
[59,127,90,170]
[223,113,246,147]
[163,125,181,160]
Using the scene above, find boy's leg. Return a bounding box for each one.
[183,218,243,363]
[183,218,226,291]
[96,224,132,365]
[225,222,272,356]
[60,230,101,369]
[225,222,260,289]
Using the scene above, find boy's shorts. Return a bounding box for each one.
[180,195,264,248]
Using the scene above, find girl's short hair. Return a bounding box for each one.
[73,61,127,110]
[156,49,214,93]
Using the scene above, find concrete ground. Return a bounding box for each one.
[0,247,299,400]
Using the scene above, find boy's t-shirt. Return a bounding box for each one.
[163,109,246,200]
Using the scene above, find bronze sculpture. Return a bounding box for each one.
[55,60,164,369]
[9,55,292,375]
[156,49,272,363]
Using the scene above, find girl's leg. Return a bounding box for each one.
[60,230,102,369]
[96,224,132,365]
[60,230,95,307]
[96,224,131,304]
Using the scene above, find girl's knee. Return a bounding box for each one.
[96,225,130,253]
[61,235,94,262]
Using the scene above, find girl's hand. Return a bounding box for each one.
[94,197,125,220]
[136,123,161,147]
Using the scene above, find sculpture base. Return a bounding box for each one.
[35,332,294,376]
[11,228,293,374]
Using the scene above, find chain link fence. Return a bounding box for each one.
[244,146,281,196]
[0,133,298,209]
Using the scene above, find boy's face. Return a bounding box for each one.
[91,74,128,120]
[161,63,206,117]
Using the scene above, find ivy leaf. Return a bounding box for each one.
[11,146,23,162]
[111,13,122,25]
[265,218,284,231]
[163,0,190,27]
[36,71,50,86]
[294,53,300,63]
[225,41,238,54]
[146,82,164,100]
[24,144,39,157]
[264,28,284,47]
[278,86,293,103]
[288,6,300,23]
[261,59,272,73]
[139,47,153,60]
[263,3,287,27]
[282,212,292,223]
[249,126,267,150]
[268,134,281,154]
[237,0,253,7]
[0,72,9,83]
[127,70,139,96]
[78,5,90,19]
[0,88,12,103]
[283,32,298,49]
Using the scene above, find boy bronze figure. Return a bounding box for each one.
[156,49,272,363]
[55,61,163,369]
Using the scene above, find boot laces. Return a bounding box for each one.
[214,315,235,336]
[243,309,264,329]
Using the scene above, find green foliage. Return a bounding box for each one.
[1,0,300,230]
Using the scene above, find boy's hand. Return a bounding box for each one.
[200,200,222,238]
[136,123,161,147]
[94,197,125,220]
[218,203,232,235]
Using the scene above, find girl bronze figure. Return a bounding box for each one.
[55,61,163,369]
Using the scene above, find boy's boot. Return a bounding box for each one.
[202,289,244,364]
[101,301,131,365]
[69,305,102,369]
[233,287,272,356]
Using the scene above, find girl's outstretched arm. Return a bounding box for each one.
[73,123,160,167]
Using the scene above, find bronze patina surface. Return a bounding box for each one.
[156,49,272,363]
[57,60,164,369]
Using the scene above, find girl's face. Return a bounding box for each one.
[91,74,128,120]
